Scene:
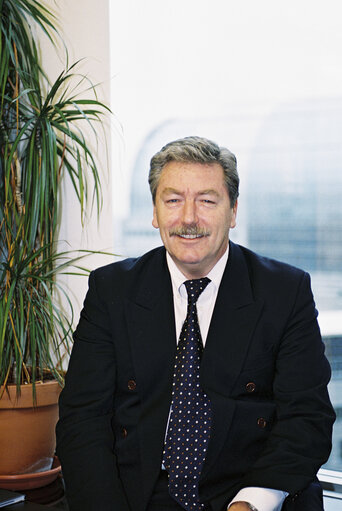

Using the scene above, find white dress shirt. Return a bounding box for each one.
[166,248,287,511]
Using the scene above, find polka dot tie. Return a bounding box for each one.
[163,277,212,511]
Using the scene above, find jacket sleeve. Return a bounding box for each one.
[241,271,335,494]
[56,271,130,511]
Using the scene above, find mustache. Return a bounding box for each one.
[169,225,210,237]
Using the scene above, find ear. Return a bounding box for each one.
[230,200,238,229]
[152,204,159,229]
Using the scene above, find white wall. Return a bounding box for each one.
[40,0,117,319]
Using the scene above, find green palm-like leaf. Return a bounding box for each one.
[0,0,112,396]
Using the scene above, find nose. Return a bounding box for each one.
[181,199,197,225]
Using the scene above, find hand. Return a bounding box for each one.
[228,502,258,511]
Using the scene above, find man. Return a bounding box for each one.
[56,137,335,511]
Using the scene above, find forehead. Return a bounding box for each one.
[157,161,226,190]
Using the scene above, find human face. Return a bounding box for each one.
[152,161,237,279]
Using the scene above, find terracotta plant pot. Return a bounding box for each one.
[0,380,61,476]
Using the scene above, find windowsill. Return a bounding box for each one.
[319,468,342,506]
[319,468,342,486]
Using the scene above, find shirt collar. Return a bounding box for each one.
[166,244,229,297]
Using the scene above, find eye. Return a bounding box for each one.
[201,199,216,204]
[166,198,179,203]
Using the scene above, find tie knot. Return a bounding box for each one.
[184,277,211,304]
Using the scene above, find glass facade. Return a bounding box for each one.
[117,98,342,471]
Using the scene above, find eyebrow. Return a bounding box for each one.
[161,187,220,197]
[161,187,182,195]
[198,189,220,197]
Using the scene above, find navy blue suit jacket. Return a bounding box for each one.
[56,242,335,511]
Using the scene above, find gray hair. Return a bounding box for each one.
[149,136,239,206]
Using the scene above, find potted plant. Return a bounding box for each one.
[0,0,109,480]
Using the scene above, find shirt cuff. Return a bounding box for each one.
[228,487,288,511]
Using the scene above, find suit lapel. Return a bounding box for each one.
[124,248,176,498]
[125,256,176,400]
[201,242,264,479]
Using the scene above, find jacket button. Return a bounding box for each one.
[122,428,128,438]
[128,379,136,391]
[246,382,256,393]
[257,417,267,428]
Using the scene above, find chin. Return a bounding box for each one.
[176,255,204,266]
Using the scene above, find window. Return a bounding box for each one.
[110,0,342,492]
